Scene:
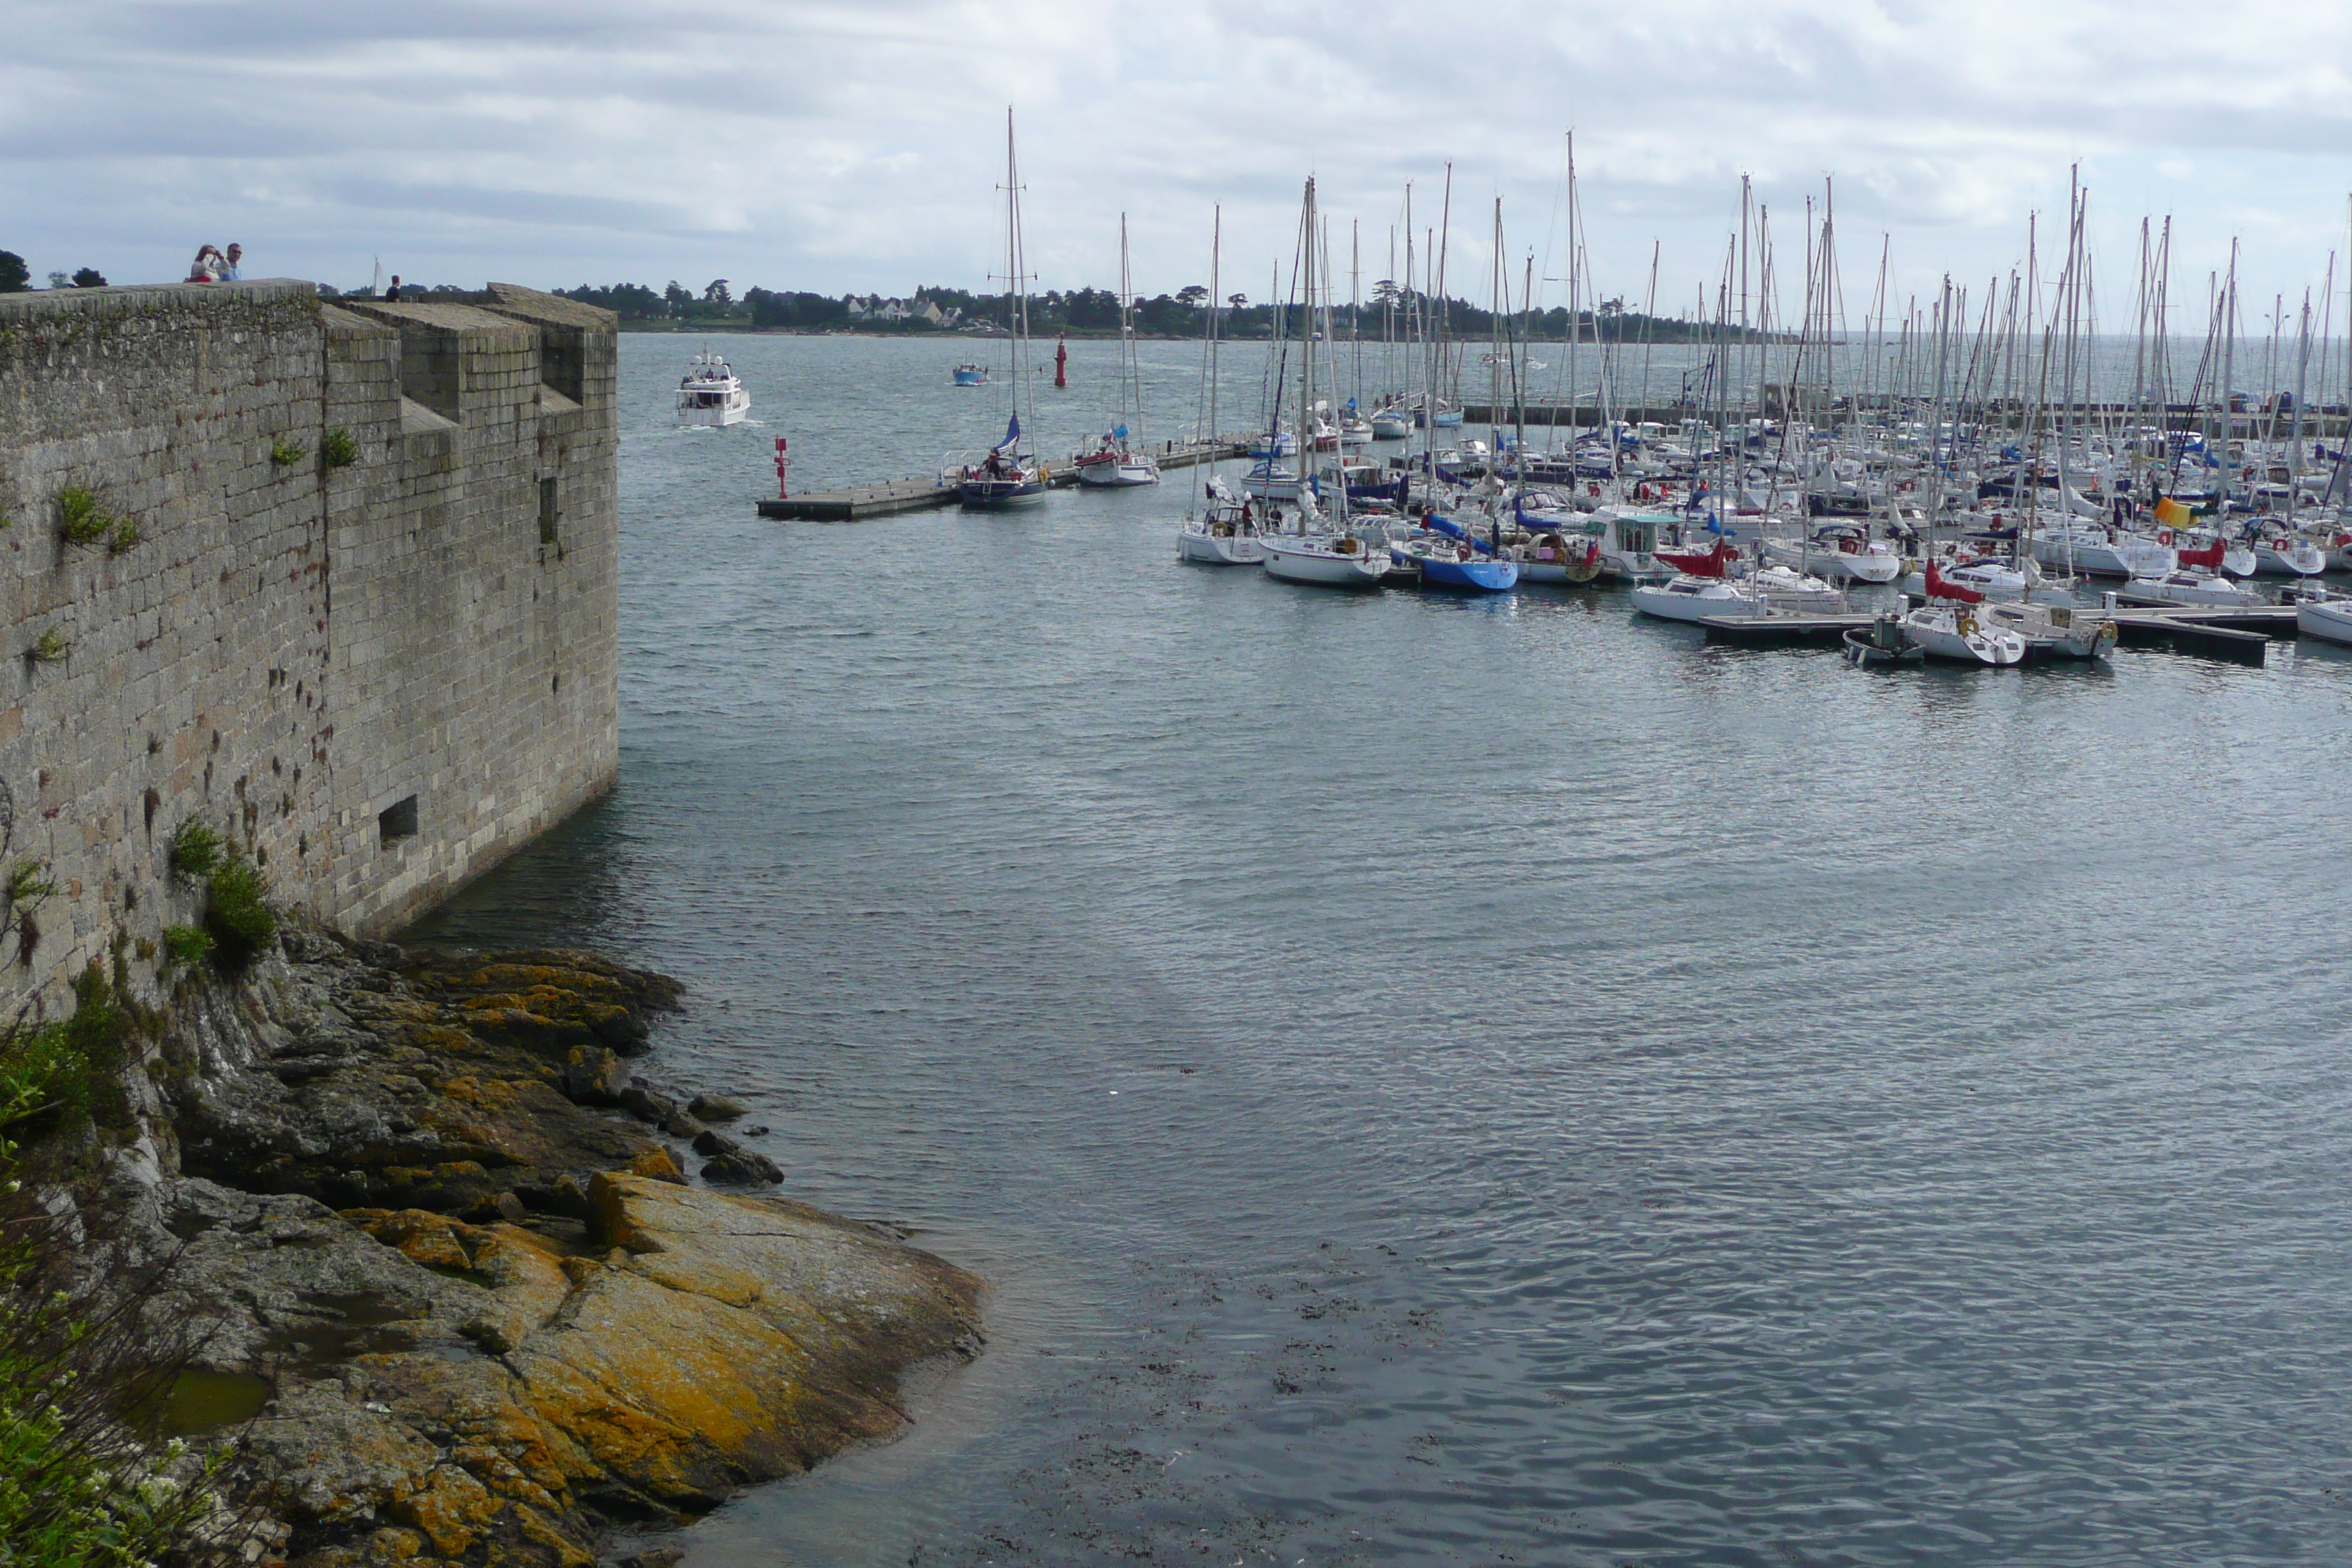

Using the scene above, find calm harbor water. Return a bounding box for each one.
[406,332,2352,1567]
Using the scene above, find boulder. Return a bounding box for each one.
[698,1148,783,1186]
[687,1093,746,1122]
[162,1175,979,1568]
[159,937,674,1214]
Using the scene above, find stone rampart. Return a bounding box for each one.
[0,279,618,1007]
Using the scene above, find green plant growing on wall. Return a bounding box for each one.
[320,426,360,471]
[202,855,276,973]
[29,627,67,665]
[104,516,140,556]
[269,435,306,469]
[169,820,224,881]
[55,485,115,546]
[6,861,54,911]
[4,858,55,984]
[159,923,212,970]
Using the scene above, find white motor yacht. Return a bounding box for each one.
[675,348,750,427]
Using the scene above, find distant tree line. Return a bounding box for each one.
[0,250,108,293]
[538,274,1760,343]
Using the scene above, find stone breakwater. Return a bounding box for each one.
[103,930,982,1568]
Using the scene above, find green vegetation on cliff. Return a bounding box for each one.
[0,968,241,1568]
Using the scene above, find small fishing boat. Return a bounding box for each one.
[1842,612,1922,666]
[675,348,750,426]
[953,363,989,387]
[1369,405,1412,440]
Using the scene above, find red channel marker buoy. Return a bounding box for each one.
[1054,337,1067,389]
[774,437,790,500]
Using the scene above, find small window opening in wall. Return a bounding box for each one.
[379,794,418,848]
[539,477,559,544]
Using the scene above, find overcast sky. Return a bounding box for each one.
[6,0,2351,336]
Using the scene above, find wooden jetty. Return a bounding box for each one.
[1696,603,2301,666]
[758,435,1252,521]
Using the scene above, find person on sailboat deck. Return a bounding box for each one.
[983,450,1004,478]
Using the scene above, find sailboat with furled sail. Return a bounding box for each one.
[947,108,1047,508]
[1260,176,1387,589]
[1076,214,1161,488]
[1180,207,1265,565]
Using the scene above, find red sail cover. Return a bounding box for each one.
[2175,537,2224,569]
[1655,539,1734,577]
[1926,560,1985,603]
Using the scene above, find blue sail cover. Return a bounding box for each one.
[1113,424,1128,440]
[1421,514,1499,554]
[995,412,1022,451]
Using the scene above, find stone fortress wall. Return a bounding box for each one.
[0,279,619,1009]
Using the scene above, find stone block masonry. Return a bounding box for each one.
[0,279,619,1009]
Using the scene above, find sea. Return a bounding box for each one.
[403,331,2352,1567]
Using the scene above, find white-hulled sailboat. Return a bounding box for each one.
[951,109,1047,509]
[1075,214,1162,489]
[1904,562,2028,665]
[1180,208,1265,565]
[1261,176,1386,590]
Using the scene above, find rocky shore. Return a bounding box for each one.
[94,927,983,1568]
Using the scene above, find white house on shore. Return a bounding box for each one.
[844,295,955,326]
